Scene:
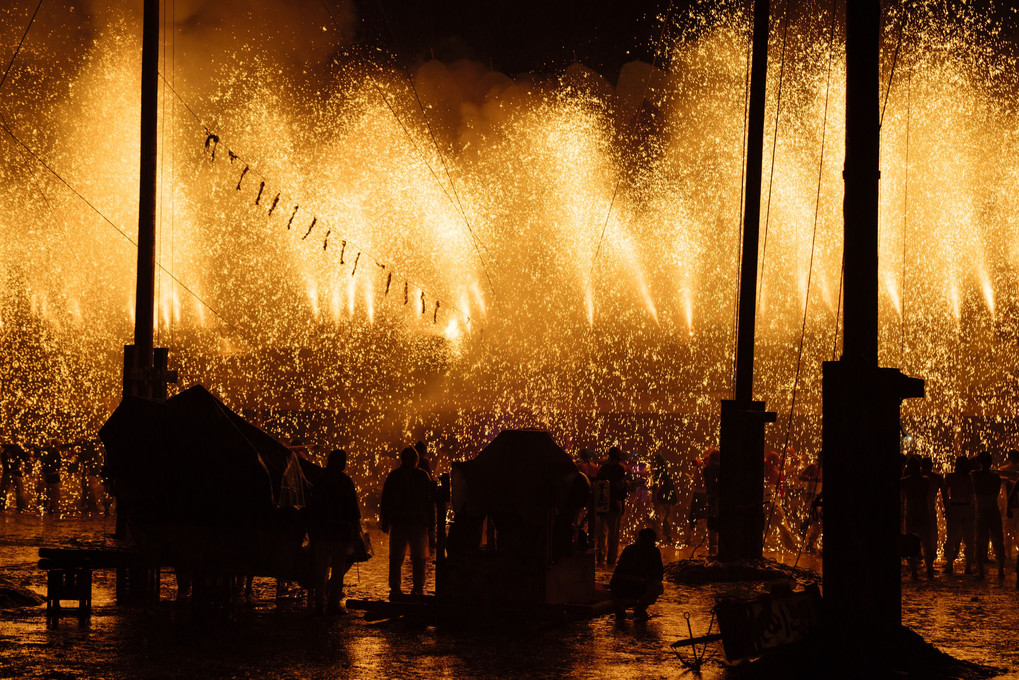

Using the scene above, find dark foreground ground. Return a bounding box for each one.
[1,516,1017,679]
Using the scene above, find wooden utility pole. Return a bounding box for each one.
[117,0,175,543]
[123,0,175,401]
[822,0,923,671]
[718,0,775,563]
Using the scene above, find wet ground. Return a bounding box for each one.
[1,515,1017,679]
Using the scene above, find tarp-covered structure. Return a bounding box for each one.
[100,385,317,575]
[442,429,594,604]
[451,429,580,524]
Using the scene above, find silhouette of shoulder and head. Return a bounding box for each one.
[327,448,347,473]
[904,455,922,477]
[953,455,970,475]
[401,446,419,468]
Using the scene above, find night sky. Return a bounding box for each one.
[351,0,1019,77]
[352,0,673,75]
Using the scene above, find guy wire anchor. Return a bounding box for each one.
[670,611,720,672]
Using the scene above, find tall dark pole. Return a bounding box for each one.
[822,0,923,672]
[124,0,159,400]
[718,0,776,563]
[733,0,768,405]
[842,0,880,365]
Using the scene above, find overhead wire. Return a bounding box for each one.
[0,0,243,332]
[157,74,478,327]
[730,14,754,400]
[872,3,909,356]
[0,115,242,335]
[157,0,168,346]
[764,0,838,545]
[170,0,178,353]
[587,0,676,307]
[901,64,911,368]
[374,0,495,267]
[880,4,909,129]
[315,0,495,294]
[0,0,44,94]
[755,0,797,311]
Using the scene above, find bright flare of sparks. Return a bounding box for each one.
[0,1,1016,500]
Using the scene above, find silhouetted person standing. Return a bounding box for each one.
[972,451,1006,579]
[0,443,29,512]
[576,449,600,481]
[998,449,1019,562]
[943,455,974,575]
[413,440,433,478]
[921,456,945,558]
[901,456,933,579]
[74,439,107,515]
[414,440,437,554]
[610,527,664,622]
[652,453,678,544]
[380,447,433,599]
[37,442,62,516]
[596,447,628,566]
[309,449,361,614]
[703,449,721,556]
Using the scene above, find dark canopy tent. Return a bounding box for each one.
[441,430,594,605]
[100,385,315,572]
[454,429,580,525]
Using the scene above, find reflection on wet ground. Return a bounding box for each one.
[1,516,1017,679]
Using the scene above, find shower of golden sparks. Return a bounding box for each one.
[1,0,1018,515]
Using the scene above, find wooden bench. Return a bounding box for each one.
[38,547,160,624]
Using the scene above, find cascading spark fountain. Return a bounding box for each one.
[1,1,1017,505]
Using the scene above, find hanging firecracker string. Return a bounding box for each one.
[204,133,219,159]
[210,139,476,328]
[302,217,316,240]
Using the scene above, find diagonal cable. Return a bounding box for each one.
[0,0,44,94]
[316,0,495,294]
[0,113,243,334]
[587,0,676,297]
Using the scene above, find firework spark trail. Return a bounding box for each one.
[0,2,1016,502]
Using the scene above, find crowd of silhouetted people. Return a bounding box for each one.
[0,439,110,517]
[900,449,1019,584]
[576,443,824,565]
[10,429,1018,623]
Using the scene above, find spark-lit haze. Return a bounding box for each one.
[1,0,1018,486]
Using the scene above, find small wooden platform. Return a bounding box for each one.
[38,547,160,624]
